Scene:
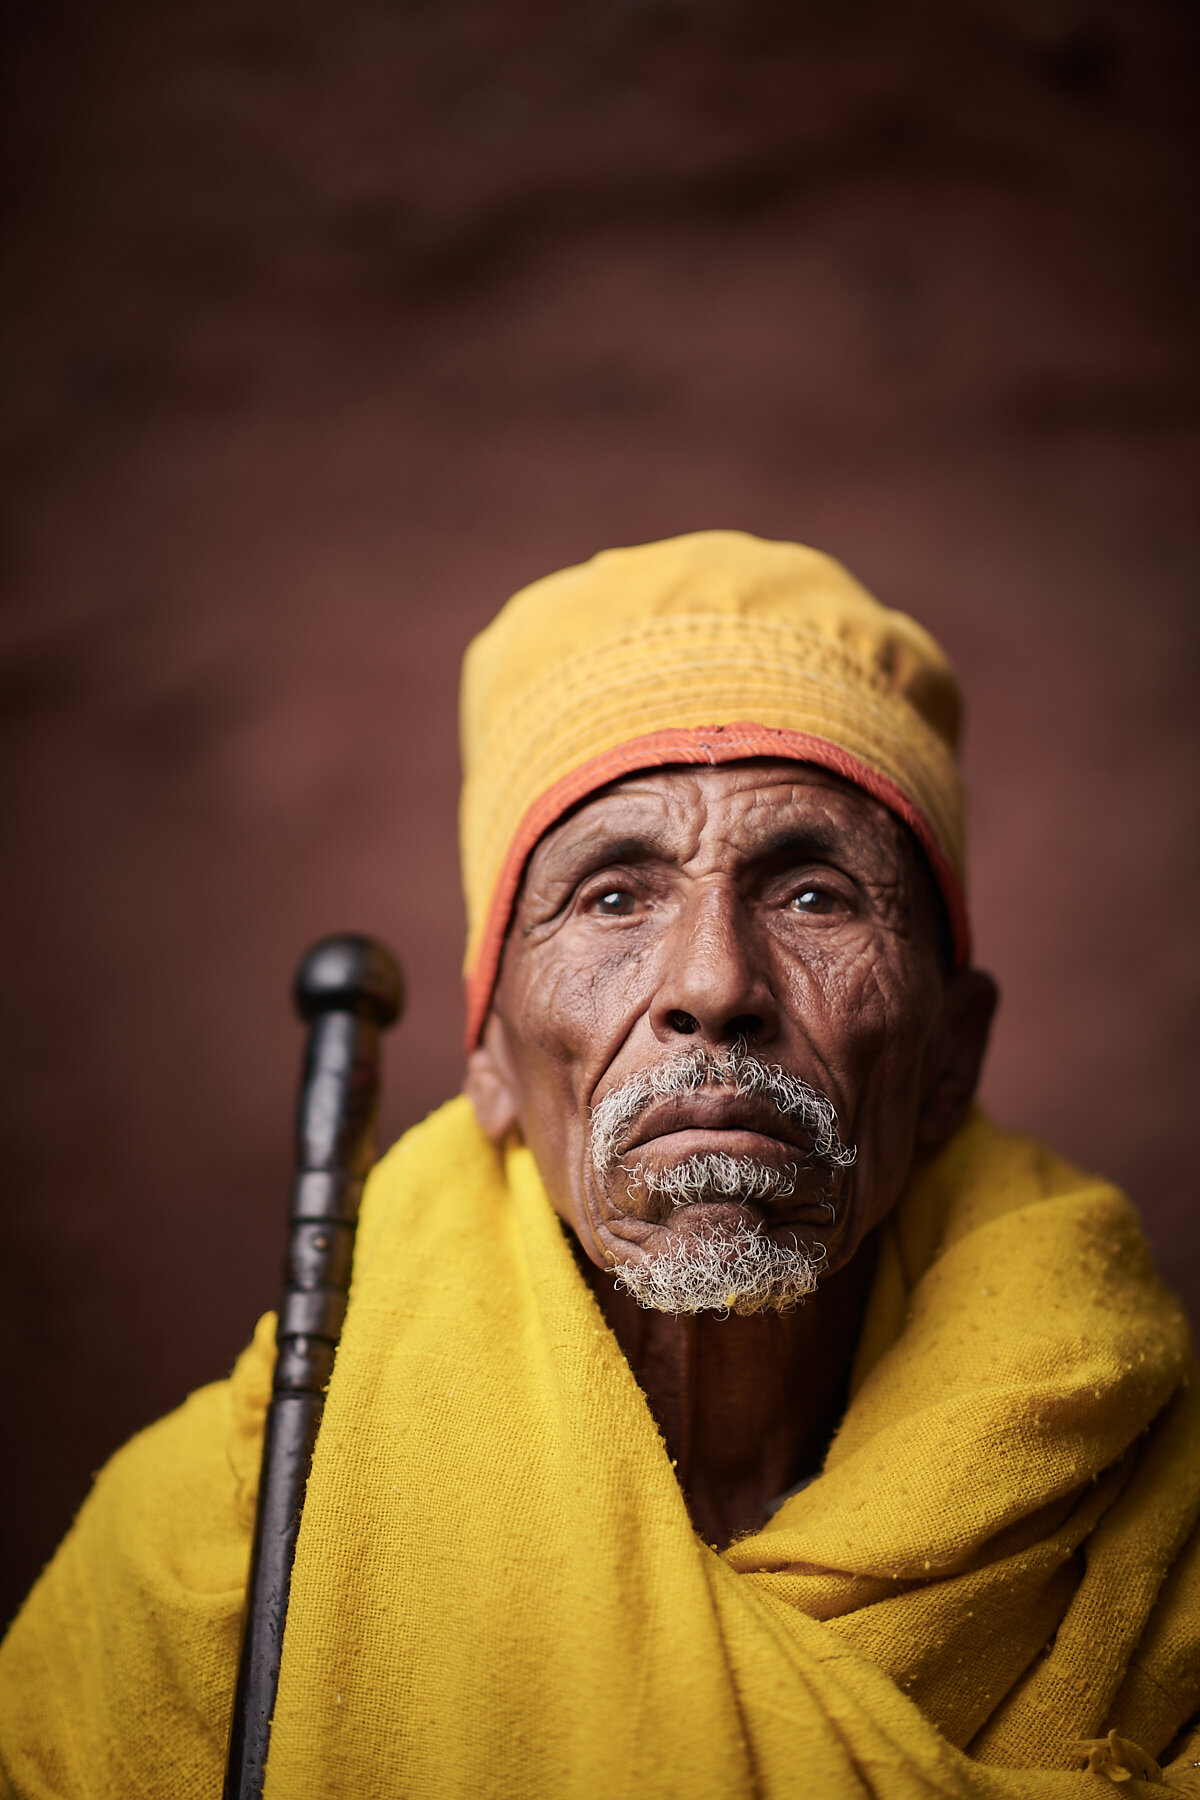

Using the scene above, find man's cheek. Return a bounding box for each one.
[843,979,941,1219]
[530,940,656,1066]
[774,960,883,1105]
[826,952,909,1072]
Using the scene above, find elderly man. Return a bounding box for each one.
[3,532,1199,1798]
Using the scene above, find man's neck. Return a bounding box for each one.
[579,1238,879,1549]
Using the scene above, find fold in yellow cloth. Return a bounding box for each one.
[3,1103,1199,1798]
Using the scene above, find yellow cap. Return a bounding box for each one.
[460,530,967,1047]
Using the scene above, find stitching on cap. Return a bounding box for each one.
[471,616,940,770]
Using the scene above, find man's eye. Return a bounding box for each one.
[591,889,636,917]
[790,886,836,915]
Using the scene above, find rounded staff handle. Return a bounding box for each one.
[223,934,403,1800]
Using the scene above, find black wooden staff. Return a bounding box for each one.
[223,933,404,1800]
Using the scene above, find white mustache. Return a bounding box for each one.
[589,1043,856,1178]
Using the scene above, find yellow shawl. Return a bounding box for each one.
[3,1101,1200,1798]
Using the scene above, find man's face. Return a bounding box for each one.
[471,759,990,1298]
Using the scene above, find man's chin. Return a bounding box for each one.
[592,1196,760,1250]
[599,1201,828,1263]
[604,1211,825,1317]
[596,1179,835,1240]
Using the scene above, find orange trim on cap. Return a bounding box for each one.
[463,723,970,1050]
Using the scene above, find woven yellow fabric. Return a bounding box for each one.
[0,1311,273,1800]
[4,1103,1199,1799]
[459,531,969,1045]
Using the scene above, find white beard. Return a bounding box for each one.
[611,1216,823,1317]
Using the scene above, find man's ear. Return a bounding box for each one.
[916,968,999,1150]
[463,1010,522,1143]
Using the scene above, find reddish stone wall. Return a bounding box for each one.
[2,0,1198,1622]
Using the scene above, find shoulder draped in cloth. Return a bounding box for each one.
[3,1102,1200,1798]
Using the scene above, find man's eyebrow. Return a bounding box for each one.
[540,828,672,879]
[747,824,848,865]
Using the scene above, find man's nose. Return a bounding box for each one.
[649,885,780,1047]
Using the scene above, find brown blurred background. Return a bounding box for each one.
[2,0,1198,1626]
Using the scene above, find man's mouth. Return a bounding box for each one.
[611,1091,848,1223]
[617,1091,817,1163]
[588,1044,856,1185]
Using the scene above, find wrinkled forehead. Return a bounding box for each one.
[521,758,920,889]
